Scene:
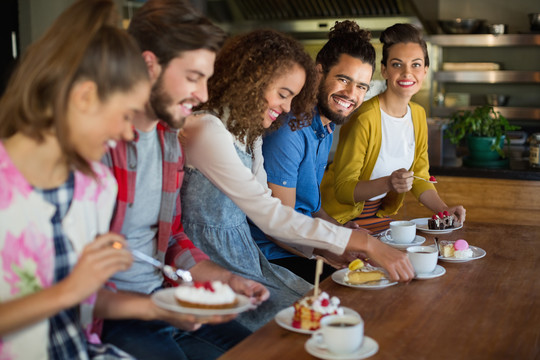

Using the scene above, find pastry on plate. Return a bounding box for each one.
[344,259,386,285]
[291,291,342,330]
[439,239,473,259]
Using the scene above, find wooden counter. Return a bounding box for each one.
[396,176,540,226]
[219,222,540,360]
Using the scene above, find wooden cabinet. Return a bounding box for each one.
[396,176,540,226]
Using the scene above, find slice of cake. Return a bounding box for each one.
[291,292,342,331]
[174,281,238,309]
[439,239,473,259]
[428,211,458,230]
[344,259,385,285]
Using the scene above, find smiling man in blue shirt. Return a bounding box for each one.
[249,20,377,283]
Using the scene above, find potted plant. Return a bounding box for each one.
[445,105,520,160]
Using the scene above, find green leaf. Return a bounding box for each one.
[444,105,520,157]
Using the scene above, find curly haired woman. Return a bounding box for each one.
[180,29,413,331]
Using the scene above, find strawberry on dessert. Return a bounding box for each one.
[291,292,342,330]
[428,211,454,230]
[429,175,437,182]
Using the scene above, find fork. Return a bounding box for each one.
[413,175,437,183]
[131,249,193,283]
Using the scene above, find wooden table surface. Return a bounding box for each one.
[219,222,540,360]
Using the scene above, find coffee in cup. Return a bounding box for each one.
[312,313,363,355]
[384,220,416,244]
[407,245,438,274]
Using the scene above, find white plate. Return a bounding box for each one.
[380,234,426,250]
[305,335,379,360]
[414,264,446,280]
[275,306,359,335]
[331,268,398,290]
[438,246,486,263]
[151,288,252,316]
[411,217,463,234]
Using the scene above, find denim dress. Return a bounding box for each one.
[181,144,313,331]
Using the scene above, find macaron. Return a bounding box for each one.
[454,239,469,251]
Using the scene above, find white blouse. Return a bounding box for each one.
[184,113,352,257]
[369,106,415,201]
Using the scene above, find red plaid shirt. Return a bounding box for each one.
[102,121,209,270]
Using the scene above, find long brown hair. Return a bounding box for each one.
[0,0,148,176]
[199,29,318,150]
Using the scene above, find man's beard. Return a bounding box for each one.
[317,82,356,126]
[149,74,185,129]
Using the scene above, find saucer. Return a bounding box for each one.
[380,234,426,250]
[305,336,378,360]
[414,265,446,280]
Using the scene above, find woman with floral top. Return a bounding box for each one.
[0,0,149,358]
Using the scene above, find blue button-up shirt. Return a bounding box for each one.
[250,107,335,260]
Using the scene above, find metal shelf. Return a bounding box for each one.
[428,34,540,47]
[431,107,540,120]
[434,71,540,83]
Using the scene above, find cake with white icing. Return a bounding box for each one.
[174,281,238,309]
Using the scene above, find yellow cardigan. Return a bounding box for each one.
[320,96,436,224]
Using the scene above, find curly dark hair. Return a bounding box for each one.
[316,20,376,76]
[380,23,429,67]
[199,29,318,150]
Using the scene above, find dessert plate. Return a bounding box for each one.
[438,246,486,263]
[414,264,446,280]
[380,234,426,250]
[275,306,358,335]
[305,335,379,360]
[331,268,398,290]
[411,217,463,234]
[151,288,252,316]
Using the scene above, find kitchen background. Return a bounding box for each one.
[3,0,539,167]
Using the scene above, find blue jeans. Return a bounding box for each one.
[101,319,251,360]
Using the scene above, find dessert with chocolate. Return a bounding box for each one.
[428,211,458,230]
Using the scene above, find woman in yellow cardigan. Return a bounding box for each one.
[321,23,466,233]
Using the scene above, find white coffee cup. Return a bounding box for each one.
[384,220,417,244]
[312,313,364,355]
[407,245,438,274]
